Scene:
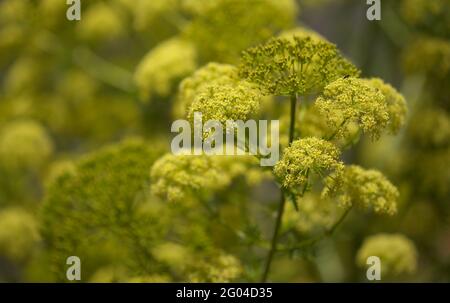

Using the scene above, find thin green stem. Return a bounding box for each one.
[261,190,286,282]
[326,206,352,236]
[277,206,353,253]
[72,47,135,93]
[261,94,297,282]
[289,94,297,144]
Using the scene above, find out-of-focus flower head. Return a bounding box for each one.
[240,36,359,96]
[0,207,40,262]
[134,37,197,101]
[403,108,450,199]
[77,2,126,42]
[4,56,46,96]
[413,149,450,200]
[407,107,450,148]
[185,0,298,63]
[356,233,418,277]
[283,192,339,234]
[44,160,76,187]
[174,62,239,118]
[322,165,398,216]
[89,266,129,283]
[0,119,53,170]
[0,0,31,24]
[89,263,173,283]
[39,0,70,29]
[39,92,139,146]
[188,251,243,282]
[403,37,450,79]
[215,155,273,186]
[151,242,190,269]
[127,0,187,44]
[56,69,99,102]
[274,137,344,193]
[400,0,450,36]
[315,77,389,140]
[0,24,25,58]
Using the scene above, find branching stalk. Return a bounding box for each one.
[277,206,353,253]
[261,94,297,282]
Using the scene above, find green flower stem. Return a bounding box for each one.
[199,198,271,250]
[72,47,135,93]
[261,94,297,282]
[289,94,297,143]
[261,188,286,282]
[277,206,353,253]
[326,205,352,236]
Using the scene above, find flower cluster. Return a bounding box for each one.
[403,107,449,199]
[356,233,418,277]
[151,152,270,203]
[407,107,450,148]
[147,241,243,282]
[239,36,359,96]
[150,154,231,203]
[151,242,190,270]
[274,137,344,193]
[88,265,172,282]
[282,192,339,234]
[185,0,298,63]
[322,165,398,216]
[188,252,243,282]
[363,78,408,134]
[403,37,450,80]
[76,2,126,42]
[38,0,67,29]
[0,119,53,170]
[174,62,239,117]
[0,207,40,262]
[130,0,179,32]
[315,77,390,140]
[134,37,197,100]
[400,0,449,36]
[187,81,262,125]
[3,55,45,95]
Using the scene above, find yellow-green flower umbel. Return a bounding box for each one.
[274,137,344,194]
[315,77,390,140]
[363,78,407,134]
[356,233,418,277]
[187,81,261,125]
[239,36,360,96]
[0,119,53,170]
[322,165,398,216]
[175,62,239,118]
[134,37,197,100]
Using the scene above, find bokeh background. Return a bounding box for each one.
[0,0,448,282]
